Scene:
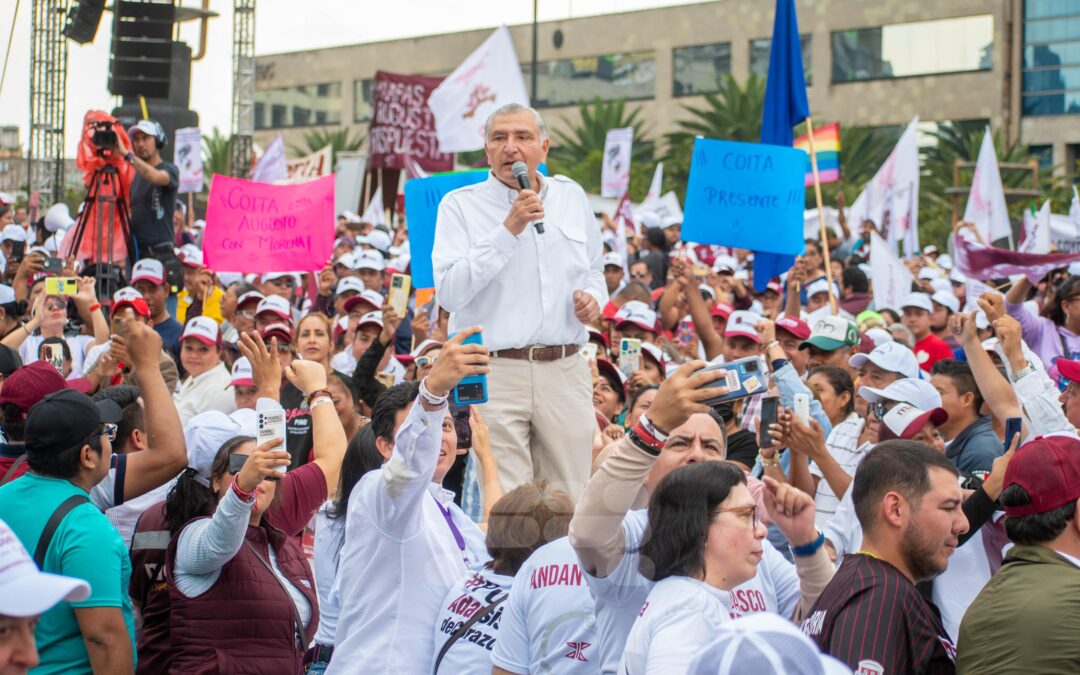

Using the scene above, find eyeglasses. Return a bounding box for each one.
[274,344,293,354]
[101,423,117,442]
[416,355,437,369]
[716,505,760,528]
[228,452,248,475]
[45,299,66,311]
[629,272,649,279]
[871,400,896,420]
[236,310,255,320]
[270,278,296,287]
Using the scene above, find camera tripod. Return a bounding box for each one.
[67,163,134,299]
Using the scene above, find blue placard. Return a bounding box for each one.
[404,164,547,289]
[680,138,806,256]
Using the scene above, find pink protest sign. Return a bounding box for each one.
[203,174,335,273]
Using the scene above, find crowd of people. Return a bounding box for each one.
[0,102,1079,675]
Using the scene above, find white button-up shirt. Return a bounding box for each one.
[327,399,488,675]
[432,172,607,352]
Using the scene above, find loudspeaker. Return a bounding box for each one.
[63,0,106,45]
[108,0,177,99]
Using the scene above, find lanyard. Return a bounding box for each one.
[433,495,467,558]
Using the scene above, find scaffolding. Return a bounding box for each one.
[28,0,69,206]
[229,0,255,177]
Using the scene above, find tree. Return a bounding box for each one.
[201,127,232,191]
[287,128,365,166]
[546,98,654,196]
[809,124,904,209]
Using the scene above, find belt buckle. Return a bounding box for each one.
[528,345,542,362]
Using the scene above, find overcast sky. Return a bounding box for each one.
[0,0,710,155]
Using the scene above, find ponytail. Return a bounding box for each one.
[165,468,216,535]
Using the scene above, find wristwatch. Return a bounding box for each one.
[1010,361,1037,383]
[124,151,134,163]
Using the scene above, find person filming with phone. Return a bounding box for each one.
[432,104,607,500]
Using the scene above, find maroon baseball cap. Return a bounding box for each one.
[1058,358,1080,383]
[1003,436,1080,518]
[0,361,68,413]
[775,316,810,341]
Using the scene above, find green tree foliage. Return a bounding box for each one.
[201,127,232,190]
[287,128,365,167]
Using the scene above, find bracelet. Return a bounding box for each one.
[759,451,780,468]
[765,340,781,352]
[418,377,448,407]
[88,303,101,313]
[791,530,826,557]
[231,480,256,503]
[627,427,663,457]
[309,396,334,410]
[304,388,331,405]
[639,414,669,441]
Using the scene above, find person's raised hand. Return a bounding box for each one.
[755,319,776,346]
[123,319,163,370]
[73,276,98,307]
[504,189,544,236]
[424,326,489,399]
[602,424,625,442]
[380,303,402,343]
[235,438,292,492]
[978,292,1007,323]
[993,315,1026,371]
[285,358,328,395]
[193,268,216,301]
[238,331,283,392]
[317,265,336,296]
[469,406,492,458]
[410,309,430,343]
[761,476,818,547]
[15,252,44,281]
[573,290,600,324]
[835,192,845,209]
[25,292,45,330]
[670,257,693,289]
[982,430,1020,501]
[645,360,729,434]
[949,312,979,347]
[784,411,827,462]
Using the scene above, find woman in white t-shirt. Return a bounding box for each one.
[619,462,766,675]
[432,482,575,675]
[4,275,108,378]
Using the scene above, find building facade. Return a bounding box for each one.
[253,0,1079,174]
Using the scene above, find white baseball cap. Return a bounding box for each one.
[181,316,220,346]
[918,267,942,281]
[0,517,90,617]
[44,203,75,233]
[949,268,969,285]
[929,278,951,294]
[614,300,658,334]
[131,258,166,286]
[900,292,933,313]
[255,295,292,321]
[864,327,894,347]
[353,250,385,272]
[878,401,949,442]
[344,288,384,314]
[931,290,960,314]
[800,316,859,351]
[230,357,254,387]
[805,278,838,300]
[724,310,763,343]
[849,341,920,379]
[698,284,716,301]
[0,285,15,305]
[183,410,243,487]
[936,253,954,270]
[687,613,851,675]
[602,252,625,269]
[334,276,366,296]
[1,224,26,243]
[859,377,942,411]
[640,211,662,230]
[357,310,383,331]
[712,255,739,274]
[410,338,443,359]
[261,272,299,286]
[236,290,265,309]
[923,245,939,256]
[178,243,203,268]
[358,229,392,253]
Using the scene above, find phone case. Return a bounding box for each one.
[257,410,288,474]
[388,274,411,318]
[793,394,810,426]
[696,356,769,405]
[619,338,642,377]
[452,332,488,406]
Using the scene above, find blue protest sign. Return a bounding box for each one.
[404,170,488,288]
[681,138,806,256]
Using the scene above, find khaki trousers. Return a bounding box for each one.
[479,353,594,501]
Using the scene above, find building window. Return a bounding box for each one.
[1023,1,1080,116]
[673,42,731,96]
[831,15,993,83]
[354,79,373,123]
[1029,144,1054,170]
[254,82,343,129]
[750,35,812,84]
[521,51,655,108]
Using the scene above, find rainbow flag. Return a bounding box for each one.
[793,122,840,187]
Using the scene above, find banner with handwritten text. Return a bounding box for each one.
[203,174,335,273]
[368,71,454,173]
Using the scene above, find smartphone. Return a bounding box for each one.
[451,404,472,449]
[676,317,695,346]
[451,331,488,405]
[256,409,289,476]
[580,342,598,361]
[1003,416,1022,451]
[42,343,64,374]
[10,241,24,262]
[388,273,411,318]
[43,257,63,275]
[793,393,810,426]
[758,396,780,450]
[618,338,642,377]
[44,277,77,296]
[694,355,769,406]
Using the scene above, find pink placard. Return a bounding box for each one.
[203,174,335,273]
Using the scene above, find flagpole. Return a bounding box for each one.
[805,117,838,315]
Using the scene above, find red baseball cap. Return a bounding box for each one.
[710,302,734,319]
[602,301,620,322]
[0,361,68,413]
[112,287,150,319]
[775,315,810,341]
[1058,358,1080,383]
[1003,436,1080,518]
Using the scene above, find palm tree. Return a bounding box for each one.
[546,98,654,196]
[288,128,365,166]
[201,127,232,191]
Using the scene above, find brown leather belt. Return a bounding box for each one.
[490,344,579,362]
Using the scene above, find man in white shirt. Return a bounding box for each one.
[328,328,491,675]
[432,103,606,499]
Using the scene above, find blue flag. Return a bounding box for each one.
[753,0,811,292]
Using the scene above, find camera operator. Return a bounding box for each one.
[119,120,179,261]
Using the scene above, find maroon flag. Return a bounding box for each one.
[614,191,636,235]
[367,71,454,173]
[953,232,1080,284]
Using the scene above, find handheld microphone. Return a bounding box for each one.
[510,161,544,234]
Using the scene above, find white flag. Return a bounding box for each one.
[1071,186,1080,228]
[427,26,530,153]
[362,186,387,227]
[285,144,332,184]
[252,134,287,183]
[848,117,920,256]
[601,127,633,198]
[1020,200,1051,254]
[174,127,203,194]
[963,127,1013,247]
[870,231,914,312]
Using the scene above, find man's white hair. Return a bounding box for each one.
[484,103,549,143]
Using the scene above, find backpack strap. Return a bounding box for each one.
[433,595,507,674]
[0,454,26,486]
[34,494,90,569]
